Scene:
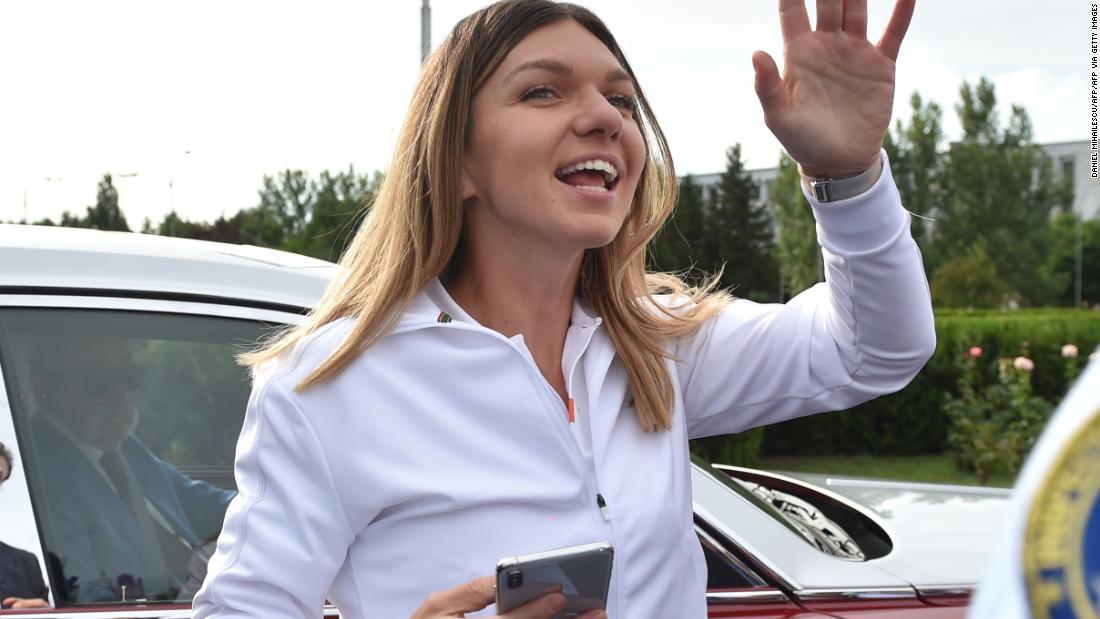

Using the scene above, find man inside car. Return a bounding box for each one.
[27,335,234,603]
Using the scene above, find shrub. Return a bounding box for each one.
[760,308,1098,458]
[931,251,1013,309]
[691,427,764,467]
[943,348,1052,483]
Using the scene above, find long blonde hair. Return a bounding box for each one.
[242,0,728,432]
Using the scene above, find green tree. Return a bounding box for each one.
[930,245,1011,308]
[934,78,1070,306]
[769,153,819,297]
[148,211,250,245]
[651,174,707,277]
[884,92,944,266]
[1047,213,1100,307]
[83,174,131,231]
[38,174,131,231]
[287,167,379,261]
[249,169,311,248]
[241,166,379,259]
[145,166,379,260]
[58,212,84,228]
[706,144,778,301]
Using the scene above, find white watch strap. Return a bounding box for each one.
[803,155,884,202]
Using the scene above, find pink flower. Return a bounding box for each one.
[968,346,983,359]
[1062,344,1079,358]
[1013,356,1035,371]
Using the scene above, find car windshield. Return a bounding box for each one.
[691,455,813,543]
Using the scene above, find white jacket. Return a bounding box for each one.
[193,152,935,618]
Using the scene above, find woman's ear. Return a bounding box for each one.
[460,163,477,201]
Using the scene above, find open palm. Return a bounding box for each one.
[753,0,916,178]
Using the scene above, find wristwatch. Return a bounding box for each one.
[803,156,883,202]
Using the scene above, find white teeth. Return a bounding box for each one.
[554,158,620,183]
[574,184,609,193]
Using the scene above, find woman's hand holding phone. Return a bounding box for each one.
[409,575,606,619]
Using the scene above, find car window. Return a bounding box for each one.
[0,307,272,607]
[695,525,766,590]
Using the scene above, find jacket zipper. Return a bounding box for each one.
[562,327,614,525]
[557,326,620,616]
[596,493,611,522]
[406,319,622,614]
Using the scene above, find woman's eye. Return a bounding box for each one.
[520,86,556,101]
[608,94,638,113]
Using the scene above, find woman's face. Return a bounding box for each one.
[461,19,646,257]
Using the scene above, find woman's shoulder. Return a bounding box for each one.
[253,286,444,394]
[645,290,748,325]
[253,317,358,391]
[0,540,37,563]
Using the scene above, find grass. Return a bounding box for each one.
[757,453,1016,488]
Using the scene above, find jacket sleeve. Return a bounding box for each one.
[25,550,49,600]
[679,150,936,440]
[191,372,356,619]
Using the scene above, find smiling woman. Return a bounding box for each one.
[191,1,932,618]
[462,21,645,256]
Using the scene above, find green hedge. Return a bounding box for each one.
[758,308,1100,457]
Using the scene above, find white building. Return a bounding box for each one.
[687,140,1097,220]
[1045,140,1099,220]
[689,168,778,212]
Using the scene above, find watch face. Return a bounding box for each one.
[810,180,832,202]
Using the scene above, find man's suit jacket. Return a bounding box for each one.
[30,415,235,602]
[0,541,47,604]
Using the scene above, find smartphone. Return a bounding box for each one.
[495,541,613,618]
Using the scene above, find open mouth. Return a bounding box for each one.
[554,158,620,193]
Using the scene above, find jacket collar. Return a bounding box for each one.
[396,278,602,332]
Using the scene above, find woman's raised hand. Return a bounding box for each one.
[752,0,916,178]
[409,575,606,619]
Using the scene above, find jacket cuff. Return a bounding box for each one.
[803,149,909,255]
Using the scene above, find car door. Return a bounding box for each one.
[0,293,343,618]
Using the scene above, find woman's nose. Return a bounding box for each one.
[573,90,623,141]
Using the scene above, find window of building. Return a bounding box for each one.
[1061,156,1075,188]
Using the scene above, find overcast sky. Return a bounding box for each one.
[0,1,1088,227]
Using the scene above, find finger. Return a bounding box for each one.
[816,0,844,31]
[500,592,567,619]
[778,0,811,41]
[752,51,787,117]
[10,598,47,609]
[416,576,496,616]
[842,0,867,38]
[877,0,916,61]
[576,611,608,619]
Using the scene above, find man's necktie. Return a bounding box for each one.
[98,450,184,599]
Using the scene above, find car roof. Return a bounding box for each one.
[0,224,336,311]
